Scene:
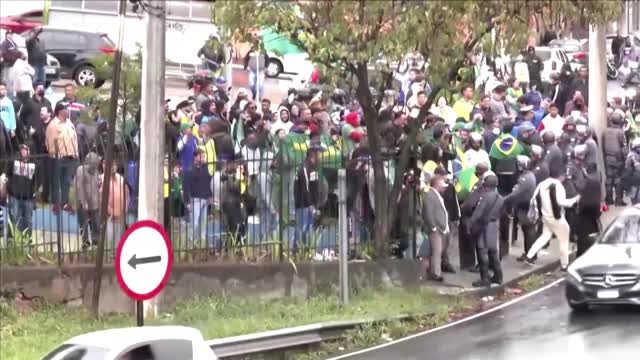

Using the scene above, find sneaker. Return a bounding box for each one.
[524,257,536,266]
[490,277,503,285]
[441,264,457,274]
[63,204,75,213]
[427,273,444,282]
[472,279,491,287]
[516,254,527,262]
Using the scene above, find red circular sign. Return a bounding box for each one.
[115,220,173,301]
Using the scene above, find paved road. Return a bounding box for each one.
[334,281,640,360]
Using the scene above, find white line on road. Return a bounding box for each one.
[327,278,566,360]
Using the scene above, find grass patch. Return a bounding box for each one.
[0,287,471,359]
[518,274,545,292]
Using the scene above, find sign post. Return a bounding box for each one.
[115,220,173,327]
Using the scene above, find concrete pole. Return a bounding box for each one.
[338,169,349,305]
[633,1,640,32]
[620,1,629,36]
[588,24,608,196]
[139,0,166,319]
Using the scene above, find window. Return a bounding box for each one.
[537,50,551,61]
[150,340,193,360]
[51,0,83,9]
[600,214,640,244]
[191,1,212,20]
[167,1,190,18]
[83,1,118,13]
[118,340,193,360]
[42,344,109,360]
[44,31,88,50]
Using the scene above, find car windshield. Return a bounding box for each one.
[42,344,109,360]
[599,213,640,244]
[537,50,551,61]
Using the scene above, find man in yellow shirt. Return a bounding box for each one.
[452,85,475,121]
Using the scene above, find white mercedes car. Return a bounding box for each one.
[42,326,217,360]
[565,206,640,312]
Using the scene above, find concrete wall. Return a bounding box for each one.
[0,260,421,314]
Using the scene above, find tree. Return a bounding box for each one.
[215,0,621,259]
[75,51,142,152]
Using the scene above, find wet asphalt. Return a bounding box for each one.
[336,281,640,360]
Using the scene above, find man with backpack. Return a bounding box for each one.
[524,171,580,270]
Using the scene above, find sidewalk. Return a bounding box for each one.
[428,206,625,294]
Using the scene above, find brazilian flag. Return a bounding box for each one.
[319,134,342,169]
[455,166,479,202]
[280,132,310,168]
[489,134,524,160]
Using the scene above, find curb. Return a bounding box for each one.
[462,258,564,298]
[207,265,556,358]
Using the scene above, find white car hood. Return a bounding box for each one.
[573,244,640,269]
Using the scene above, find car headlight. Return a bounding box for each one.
[567,266,582,283]
[626,88,637,98]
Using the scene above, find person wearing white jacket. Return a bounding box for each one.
[525,174,580,269]
[10,53,34,97]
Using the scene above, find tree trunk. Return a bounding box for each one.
[354,63,389,258]
[353,63,441,259]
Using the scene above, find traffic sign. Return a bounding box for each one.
[115,220,173,301]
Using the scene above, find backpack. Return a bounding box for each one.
[528,183,543,224]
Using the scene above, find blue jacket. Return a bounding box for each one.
[178,134,198,170]
[0,97,16,132]
[183,164,212,203]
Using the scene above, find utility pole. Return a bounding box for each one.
[588,23,607,196]
[139,0,166,319]
[91,0,126,316]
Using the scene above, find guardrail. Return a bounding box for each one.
[208,316,412,358]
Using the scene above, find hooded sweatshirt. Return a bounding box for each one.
[0,96,16,132]
[271,107,293,136]
[75,152,101,210]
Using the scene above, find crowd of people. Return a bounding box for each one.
[1,35,639,285]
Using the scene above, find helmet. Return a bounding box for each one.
[516,155,531,171]
[530,144,543,158]
[573,144,588,159]
[632,137,640,150]
[609,112,624,126]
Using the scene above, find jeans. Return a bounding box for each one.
[34,65,46,84]
[249,71,265,100]
[10,197,34,236]
[188,198,208,245]
[51,158,77,206]
[78,207,99,245]
[294,207,314,250]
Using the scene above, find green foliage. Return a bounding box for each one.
[76,50,142,125]
[0,218,32,265]
[1,287,469,359]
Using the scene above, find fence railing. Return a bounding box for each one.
[0,136,422,266]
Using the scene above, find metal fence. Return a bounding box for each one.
[0,136,422,266]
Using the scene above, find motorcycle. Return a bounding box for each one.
[607,55,619,80]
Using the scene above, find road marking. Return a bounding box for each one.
[327,278,566,359]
